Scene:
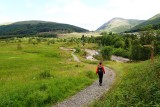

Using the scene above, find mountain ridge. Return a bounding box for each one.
[96,18,145,33]
[0,20,88,38]
[129,13,160,32]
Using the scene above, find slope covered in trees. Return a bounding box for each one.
[128,13,160,32]
[0,20,88,38]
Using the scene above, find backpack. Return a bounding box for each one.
[98,66,103,75]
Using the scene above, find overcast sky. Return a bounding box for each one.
[0,0,160,30]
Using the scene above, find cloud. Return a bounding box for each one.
[0,0,160,30]
[103,0,160,20]
[43,0,160,30]
[44,0,107,30]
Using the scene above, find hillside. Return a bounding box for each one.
[96,18,144,33]
[129,13,160,32]
[0,20,88,38]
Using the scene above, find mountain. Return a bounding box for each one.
[0,20,88,38]
[129,13,160,32]
[96,18,145,33]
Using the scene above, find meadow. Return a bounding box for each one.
[0,38,97,107]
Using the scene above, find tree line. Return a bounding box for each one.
[79,31,160,61]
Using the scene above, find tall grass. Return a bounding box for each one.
[0,40,97,107]
[92,57,160,107]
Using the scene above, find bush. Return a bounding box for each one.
[78,50,87,57]
[101,46,113,60]
[114,40,125,48]
[93,54,103,60]
[113,48,130,58]
[130,39,150,61]
[85,71,96,79]
[17,43,22,50]
[47,39,55,45]
[74,47,81,53]
[39,70,52,79]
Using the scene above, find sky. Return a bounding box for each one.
[0,0,160,30]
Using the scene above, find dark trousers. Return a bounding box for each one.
[98,73,103,83]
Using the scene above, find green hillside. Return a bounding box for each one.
[129,13,160,32]
[93,57,160,107]
[96,18,144,33]
[0,20,88,38]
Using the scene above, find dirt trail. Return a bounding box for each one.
[53,67,115,107]
[85,49,98,61]
[54,47,116,107]
[60,47,80,62]
[84,49,130,63]
[111,55,129,62]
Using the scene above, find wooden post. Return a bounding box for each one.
[151,41,154,63]
[143,41,154,63]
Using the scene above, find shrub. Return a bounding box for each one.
[85,71,96,79]
[101,46,113,60]
[39,70,52,79]
[93,54,103,60]
[113,48,130,58]
[74,47,81,53]
[47,39,55,45]
[17,43,22,50]
[114,40,125,48]
[79,50,87,57]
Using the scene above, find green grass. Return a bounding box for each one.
[58,32,101,38]
[0,40,97,107]
[92,58,160,107]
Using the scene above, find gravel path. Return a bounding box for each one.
[53,67,115,107]
[84,49,130,63]
[56,47,116,107]
[60,47,80,62]
[111,55,129,62]
[85,49,98,61]
[71,49,80,62]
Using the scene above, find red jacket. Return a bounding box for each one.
[96,64,105,74]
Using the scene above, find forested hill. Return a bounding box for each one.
[128,13,160,32]
[0,20,88,38]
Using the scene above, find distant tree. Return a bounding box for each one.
[109,31,113,35]
[130,39,142,60]
[139,31,156,45]
[32,39,38,45]
[81,35,85,46]
[114,40,125,48]
[124,38,132,50]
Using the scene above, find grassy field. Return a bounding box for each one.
[0,39,98,107]
[92,57,160,107]
[58,32,101,38]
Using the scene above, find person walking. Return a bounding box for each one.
[96,62,105,86]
